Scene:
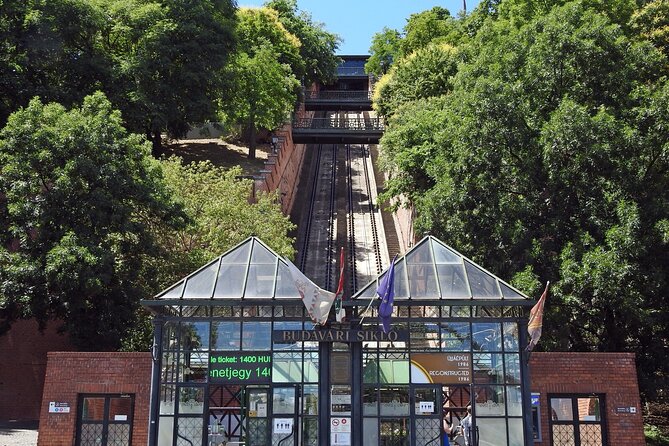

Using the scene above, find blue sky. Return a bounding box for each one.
[239,1,482,55]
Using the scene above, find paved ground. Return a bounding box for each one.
[0,422,38,446]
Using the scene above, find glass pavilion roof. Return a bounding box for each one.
[148,236,530,306]
[352,236,529,303]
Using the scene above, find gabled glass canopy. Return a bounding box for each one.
[352,236,529,303]
[153,237,306,301]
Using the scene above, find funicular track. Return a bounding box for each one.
[298,111,388,294]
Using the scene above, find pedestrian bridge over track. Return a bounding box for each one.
[292,116,384,144]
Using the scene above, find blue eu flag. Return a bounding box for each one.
[377,255,397,333]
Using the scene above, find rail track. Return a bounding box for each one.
[298,111,389,295]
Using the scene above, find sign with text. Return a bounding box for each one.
[274,329,408,343]
[48,402,70,414]
[331,417,351,446]
[209,351,272,383]
[411,353,472,384]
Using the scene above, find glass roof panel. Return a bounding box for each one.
[183,261,219,298]
[250,241,275,264]
[436,264,470,298]
[500,282,526,300]
[406,240,433,264]
[275,261,299,298]
[221,242,251,264]
[431,240,461,264]
[408,263,439,299]
[357,280,377,298]
[393,260,409,299]
[158,281,184,299]
[464,260,502,299]
[214,263,247,297]
[244,263,277,298]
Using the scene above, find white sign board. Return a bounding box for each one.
[417,401,434,414]
[273,418,293,434]
[331,418,351,446]
[48,402,71,414]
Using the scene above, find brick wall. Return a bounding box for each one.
[0,319,75,421]
[529,352,644,445]
[38,352,152,446]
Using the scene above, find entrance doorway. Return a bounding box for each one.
[549,394,607,446]
[76,394,134,446]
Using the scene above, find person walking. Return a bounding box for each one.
[460,405,473,446]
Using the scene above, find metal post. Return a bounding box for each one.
[148,316,164,446]
[519,317,534,446]
[319,341,331,446]
[351,342,363,446]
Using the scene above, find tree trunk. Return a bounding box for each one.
[150,131,162,158]
[248,121,257,159]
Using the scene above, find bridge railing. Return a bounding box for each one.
[336,67,367,77]
[304,90,372,101]
[292,117,384,131]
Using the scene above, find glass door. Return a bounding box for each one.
[412,386,441,446]
[76,394,134,446]
[272,386,298,446]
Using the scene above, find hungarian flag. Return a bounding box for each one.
[286,259,336,325]
[526,281,550,352]
[377,255,398,333]
[334,247,346,322]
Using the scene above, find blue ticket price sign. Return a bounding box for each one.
[210,352,272,383]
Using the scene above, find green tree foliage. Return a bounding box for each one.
[97,0,237,156]
[264,0,341,85]
[400,6,465,57]
[0,0,109,126]
[222,44,300,159]
[632,0,669,59]
[372,43,460,118]
[235,7,303,82]
[365,27,402,76]
[0,92,183,350]
[378,1,669,400]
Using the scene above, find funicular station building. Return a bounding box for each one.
[142,236,535,446]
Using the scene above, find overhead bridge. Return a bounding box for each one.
[304,90,372,111]
[292,116,384,144]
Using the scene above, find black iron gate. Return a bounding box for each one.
[76,394,134,446]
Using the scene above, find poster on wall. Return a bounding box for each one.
[410,353,472,384]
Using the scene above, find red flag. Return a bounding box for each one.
[526,281,549,352]
[335,248,345,322]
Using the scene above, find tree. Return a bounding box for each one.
[265,0,341,85]
[400,6,465,57]
[378,1,669,400]
[0,92,183,350]
[365,27,402,76]
[0,0,109,126]
[98,0,237,156]
[222,44,299,159]
[372,42,460,118]
[631,0,669,59]
[235,7,303,82]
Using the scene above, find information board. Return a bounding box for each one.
[209,351,272,383]
[411,353,472,384]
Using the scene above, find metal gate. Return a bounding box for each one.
[76,394,134,446]
[549,394,607,446]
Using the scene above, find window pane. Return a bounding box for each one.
[437,264,470,298]
[179,387,204,414]
[183,261,218,298]
[505,354,521,384]
[214,264,246,297]
[244,264,276,298]
[503,322,519,351]
[273,387,295,414]
[211,322,240,350]
[304,352,319,383]
[379,387,410,416]
[507,386,523,416]
[578,397,601,421]
[473,353,504,384]
[108,397,132,421]
[478,418,508,446]
[181,322,209,350]
[551,398,574,421]
[410,322,440,350]
[159,385,176,415]
[273,321,303,350]
[303,385,318,415]
[441,322,471,351]
[242,322,271,349]
[475,385,506,416]
[472,323,502,352]
[464,261,501,298]
[408,264,439,298]
[363,386,378,415]
[363,418,379,445]
[379,355,409,384]
[82,398,105,421]
[363,354,378,383]
[272,352,302,383]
